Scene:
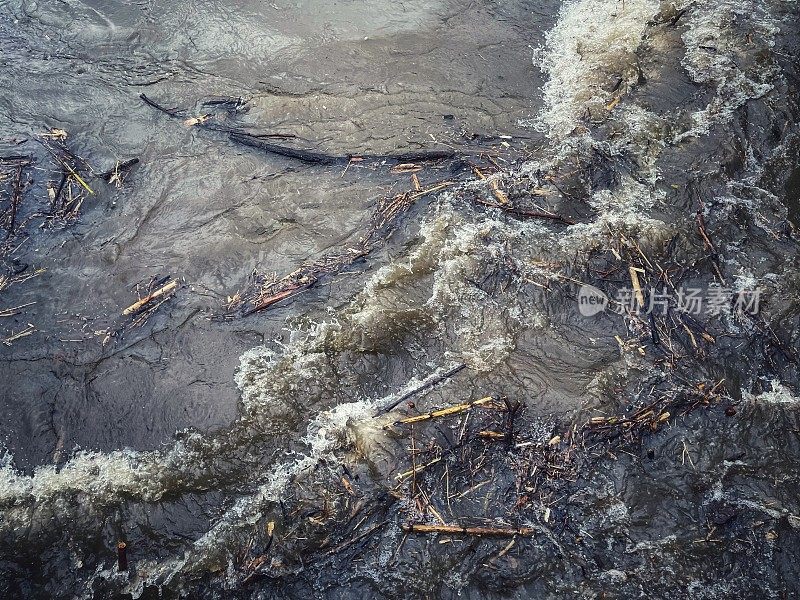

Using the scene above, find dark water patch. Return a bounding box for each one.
[786,166,800,228]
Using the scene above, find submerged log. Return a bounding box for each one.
[229,131,456,166]
[141,93,457,166]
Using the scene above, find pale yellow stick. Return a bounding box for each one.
[398,396,496,424]
[123,280,178,315]
[401,523,534,536]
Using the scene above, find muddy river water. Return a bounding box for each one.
[1,0,799,598]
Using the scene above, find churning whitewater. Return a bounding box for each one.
[1,0,799,597]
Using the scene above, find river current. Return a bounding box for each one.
[1,0,799,598]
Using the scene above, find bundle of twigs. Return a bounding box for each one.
[236,181,454,316]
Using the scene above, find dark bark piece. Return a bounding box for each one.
[140,93,456,165]
[229,131,456,165]
[97,158,140,182]
[229,131,348,165]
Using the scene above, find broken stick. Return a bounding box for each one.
[230,131,456,166]
[397,396,497,424]
[123,280,178,315]
[401,523,534,536]
[375,363,467,417]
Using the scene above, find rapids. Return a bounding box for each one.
[1,0,799,597]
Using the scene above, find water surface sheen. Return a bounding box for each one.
[1,0,799,598]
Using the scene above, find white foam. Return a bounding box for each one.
[527,0,675,250]
[537,0,660,141]
[745,380,800,406]
[560,176,670,252]
[675,0,778,141]
[1,448,161,507]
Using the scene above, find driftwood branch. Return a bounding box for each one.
[141,93,457,166]
[396,396,498,424]
[401,523,534,536]
[474,198,575,225]
[375,363,467,417]
[97,158,140,183]
[229,131,346,165]
[230,128,457,166]
[140,93,182,118]
[240,182,453,317]
[123,280,178,315]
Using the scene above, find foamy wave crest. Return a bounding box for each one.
[745,380,800,406]
[0,430,225,509]
[0,199,547,548]
[536,0,659,142]
[675,0,779,141]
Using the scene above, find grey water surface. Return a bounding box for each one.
[1,0,799,598]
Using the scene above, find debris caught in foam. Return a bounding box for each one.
[536,0,660,141]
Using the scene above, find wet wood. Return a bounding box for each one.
[230,131,348,165]
[477,430,507,440]
[140,93,182,118]
[230,131,456,166]
[117,541,128,572]
[396,396,497,424]
[6,165,22,238]
[395,457,442,481]
[474,197,575,225]
[142,93,456,166]
[244,282,313,316]
[239,182,453,318]
[123,280,178,315]
[401,523,534,536]
[375,363,467,416]
[97,158,140,183]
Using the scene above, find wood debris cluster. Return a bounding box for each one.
[223,211,763,587]
[228,366,731,589]
[0,129,138,347]
[233,180,455,316]
[138,94,549,318]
